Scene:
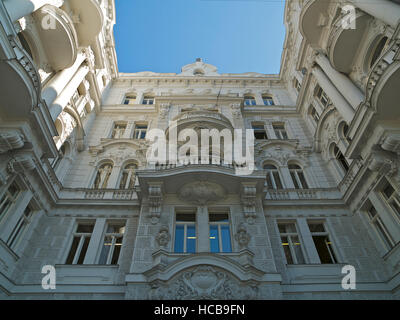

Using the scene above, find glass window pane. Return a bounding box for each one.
[176,213,196,222]
[209,214,229,222]
[292,236,305,264]
[174,225,184,253]
[186,225,196,253]
[66,237,80,264]
[111,237,123,264]
[99,235,112,264]
[77,224,94,233]
[209,225,220,253]
[221,225,232,253]
[77,236,91,264]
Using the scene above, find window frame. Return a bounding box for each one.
[98,221,126,265]
[307,220,338,264]
[65,222,95,265]
[272,123,288,140]
[366,203,396,251]
[0,181,21,224]
[289,164,309,189]
[208,212,232,253]
[174,212,197,253]
[262,94,275,106]
[264,164,284,190]
[133,123,148,140]
[277,221,306,265]
[244,96,257,106]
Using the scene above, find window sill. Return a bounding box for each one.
[55,264,119,285]
[286,263,347,284]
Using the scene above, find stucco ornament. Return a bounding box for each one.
[148,265,258,300]
[234,223,251,248]
[155,225,171,247]
[178,181,226,205]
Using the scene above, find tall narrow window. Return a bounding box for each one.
[381,180,400,221]
[7,203,33,250]
[142,96,154,105]
[308,221,338,264]
[124,95,136,105]
[278,222,305,264]
[273,123,288,140]
[65,222,95,265]
[366,202,395,250]
[252,123,268,140]
[98,222,125,265]
[289,164,309,189]
[262,94,275,106]
[264,164,283,189]
[0,182,20,222]
[334,145,349,173]
[133,123,148,139]
[309,105,320,124]
[315,85,330,107]
[93,163,113,189]
[244,96,256,106]
[293,78,301,92]
[111,122,127,139]
[119,163,137,189]
[370,36,388,68]
[174,213,196,253]
[209,213,232,253]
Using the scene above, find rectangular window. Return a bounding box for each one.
[262,95,275,106]
[65,222,95,265]
[98,222,126,265]
[278,222,305,264]
[294,78,301,92]
[124,95,136,105]
[6,203,33,250]
[316,86,330,107]
[244,96,257,106]
[111,122,127,139]
[252,123,268,140]
[133,123,148,139]
[209,213,232,253]
[142,96,154,105]
[367,203,395,251]
[174,213,196,253]
[273,123,288,140]
[308,221,338,264]
[0,182,20,222]
[381,181,400,221]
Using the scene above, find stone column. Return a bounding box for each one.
[312,65,355,123]
[350,0,400,28]
[42,52,86,107]
[49,64,90,120]
[315,53,364,110]
[3,0,63,22]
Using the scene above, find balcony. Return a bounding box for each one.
[265,187,342,201]
[299,0,332,48]
[327,11,371,74]
[68,0,104,47]
[34,5,78,71]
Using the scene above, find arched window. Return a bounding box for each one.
[264,164,283,189]
[119,163,137,189]
[244,95,256,106]
[93,162,113,189]
[333,145,349,173]
[289,164,309,189]
[273,122,288,140]
[262,94,275,106]
[339,122,351,144]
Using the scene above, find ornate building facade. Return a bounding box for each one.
[0,0,399,299]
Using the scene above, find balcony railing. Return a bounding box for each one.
[265,187,342,201]
[60,188,138,201]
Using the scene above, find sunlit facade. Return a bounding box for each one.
[0,0,400,299]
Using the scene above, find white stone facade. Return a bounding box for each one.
[0,0,399,300]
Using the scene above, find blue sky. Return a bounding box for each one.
[114,0,286,74]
